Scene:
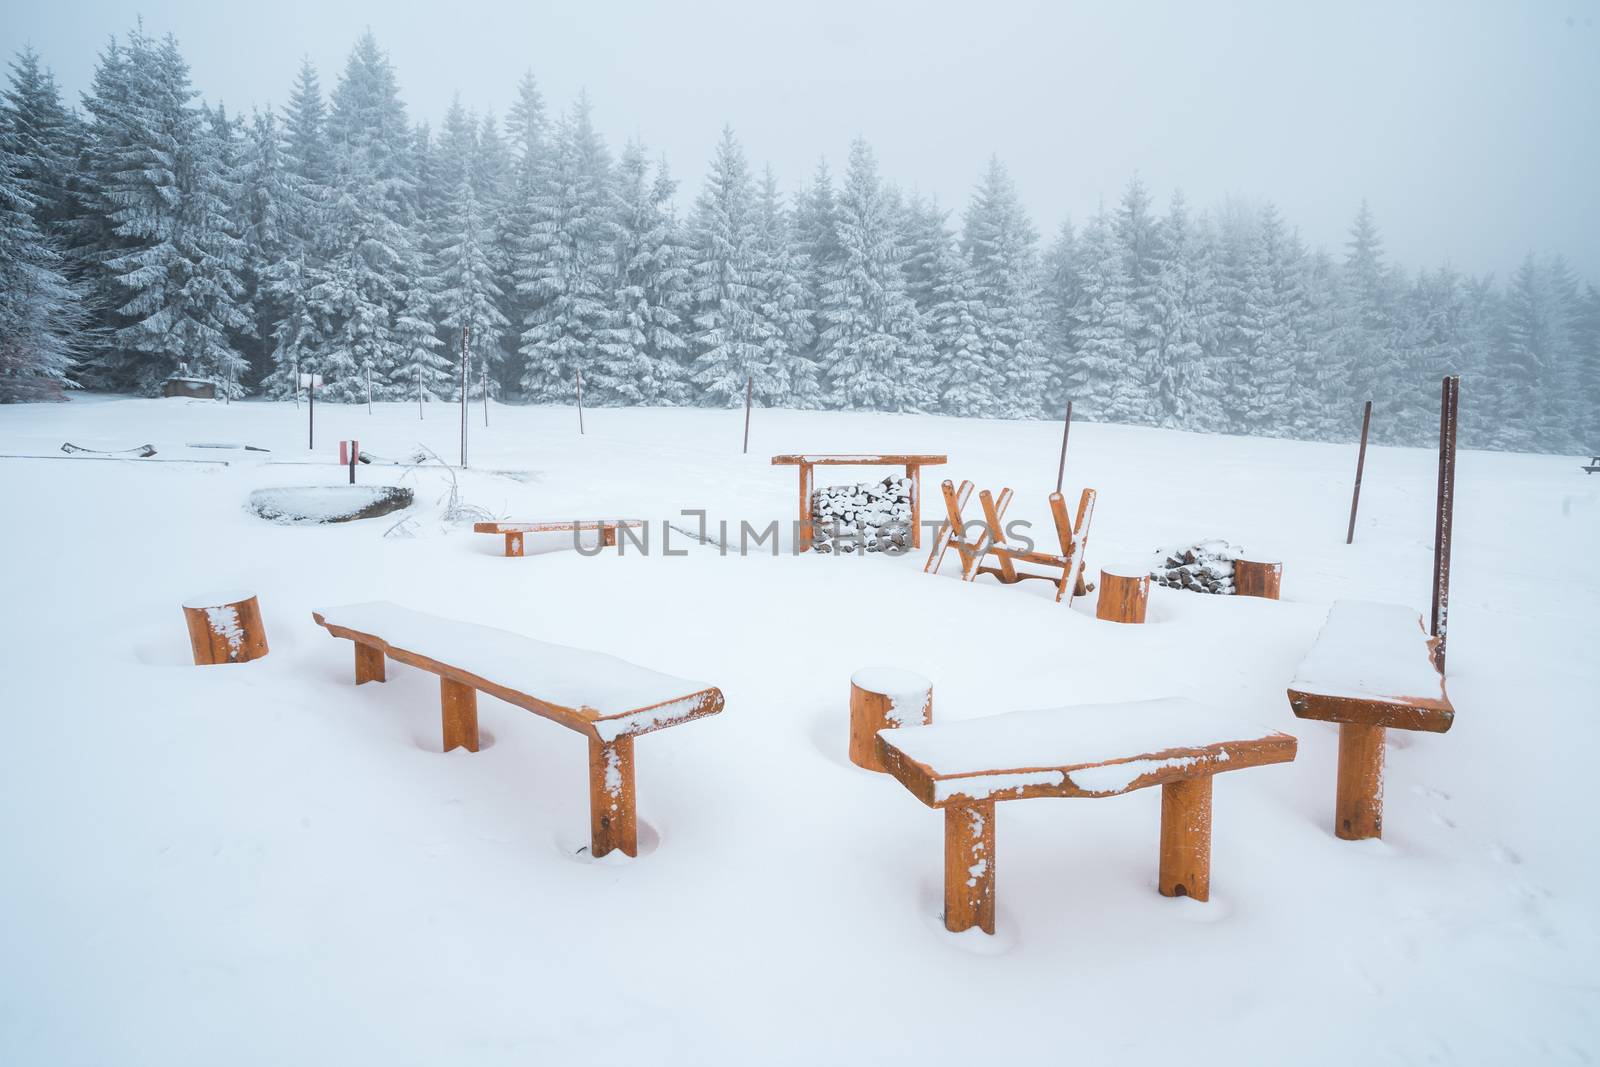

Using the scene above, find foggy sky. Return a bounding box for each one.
[7,0,1598,279]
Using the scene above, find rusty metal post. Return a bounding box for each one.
[1346,400,1372,544]
[1430,376,1459,673]
[1055,399,1073,494]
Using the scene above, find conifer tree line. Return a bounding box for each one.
[1,28,1595,453]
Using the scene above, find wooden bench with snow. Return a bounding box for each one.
[924,479,1097,605]
[1583,456,1600,475]
[876,699,1298,934]
[1287,600,1454,841]
[312,602,725,858]
[473,520,644,557]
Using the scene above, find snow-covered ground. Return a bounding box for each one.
[1,396,1595,1065]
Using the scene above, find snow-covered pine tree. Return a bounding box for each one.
[0,136,83,400]
[791,159,840,398]
[1500,253,1577,452]
[814,138,928,411]
[497,70,548,394]
[392,279,449,409]
[595,142,690,404]
[432,148,510,400]
[1112,175,1161,424]
[1333,200,1401,433]
[1040,218,1079,411]
[962,157,1048,418]
[1146,192,1222,430]
[928,232,997,417]
[1,48,81,241]
[80,30,249,394]
[686,126,763,407]
[516,94,615,402]
[235,109,295,388]
[1066,212,1136,421]
[751,166,818,407]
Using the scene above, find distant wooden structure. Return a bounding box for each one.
[1584,456,1600,474]
[925,480,1096,606]
[162,377,216,399]
[474,520,644,557]
[876,699,1298,934]
[313,602,725,858]
[772,454,947,552]
[182,592,269,665]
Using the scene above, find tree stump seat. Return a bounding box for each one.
[876,698,1298,934]
[474,520,644,557]
[1234,558,1283,599]
[1095,566,1150,623]
[182,591,269,664]
[1287,600,1454,841]
[312,602,725,858]
[849,668,933,771]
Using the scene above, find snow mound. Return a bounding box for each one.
[247,485,413,525]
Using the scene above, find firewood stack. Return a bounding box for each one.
[1150,539,1242,595]
[812,476,913,554]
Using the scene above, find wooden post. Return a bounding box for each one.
[600,524,619,548]
[307,372,315,449]
[588,735,637,858]
[459,325,470,468]
[944,800,996,934]
[182,594,270,665]
[1431,376,1459,673]
[576,369,585,435]
[354,642,386,684]
[1346,400,1372,544]
[1335,722,1386,840]
[848,669,932,772]
[1096,570,1149,624]
[482,361,490,427]
[504,531,524,557]
[347,439,357,485]
[366,363,372,415]
[440,677,479,753]
[1235,559,1282,599]
[797,461,814,553]
[1158,775,1213,900]
[742,375,752,454]
[1055,399,1073,494]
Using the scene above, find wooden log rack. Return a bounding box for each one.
[771,454,947,553]
[925,479,1097,605]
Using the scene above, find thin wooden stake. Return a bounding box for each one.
[577,370,585,435]
[366,364,373,415]
[482,360,490,428]
[1055,400,1073,494]
[1430,375,1459,673]
[459,325,470,468]
[307,372,315,450]
[742,375,753,454]
[1346,399,1372,544]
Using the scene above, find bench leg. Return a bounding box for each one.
[1336,723,1386,840]
[588,736,637,858]
[440,678,479,753]
[354,642,386,685]
[944,800,996,934]
[1159,776,1213,900]
[600,525,618,548]
[504,531,523,557]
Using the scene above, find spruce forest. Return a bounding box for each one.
[1,26,1594,454]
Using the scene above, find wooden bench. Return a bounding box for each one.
[474,520,644,557]
[925,480,1097,605]
[312,602,725,857]
[1287,600,1454,840]
[877,699,1298,933]
[1583,456,1599,475]
[772,454,947,552]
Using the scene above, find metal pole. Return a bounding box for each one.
[367,364,373,415]
[1055,400,1073,494]
[742,375,753,454]
[459,325,470,468]
[577,370,585,435]
[307,373,314,450]
[1430,376,1459,673]
[482,359,490,428]
[1346,399,1372,544]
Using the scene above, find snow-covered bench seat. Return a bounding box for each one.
[312,602,725,858]
[876,698,1298,934]
[1287,600,1454,841]
[473,519,644,556]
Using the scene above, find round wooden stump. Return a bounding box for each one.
[182,592,269,665]
[1096,568,1150,624]
[1235,559,1282,600]
[849,667,932,772]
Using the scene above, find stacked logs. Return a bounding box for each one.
[812,476,913,554]
[1150,540,1241,595]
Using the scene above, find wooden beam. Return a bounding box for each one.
[588,736,637,857]
[1158,775,1213,900]
[943,801,995,934]
[1335,723,1385,840]
[440,678,479,753]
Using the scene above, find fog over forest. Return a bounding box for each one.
[1,14,1595,453]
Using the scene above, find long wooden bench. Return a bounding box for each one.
[877,699,1297,934]
[1287,600,1454,841]
[474,520,644,557]
[313,602,725,857]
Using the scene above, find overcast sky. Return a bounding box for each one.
[8,0,1598,279]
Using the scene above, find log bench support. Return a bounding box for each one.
[1335,722,1386,840]
[1158,776,1213,900]
[355,642,386,684]
[588,736,638,858]
[944,800,996,934]
[440,677,479,753]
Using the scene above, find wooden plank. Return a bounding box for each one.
[440,677,479,752]
[877,731,1296,809]
[1288,687,1452,733]
[589,735,637,858]
[313,613,725,740]
[474,520,644,534]
[1158,775,1212,900]
[943,801,995,934]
